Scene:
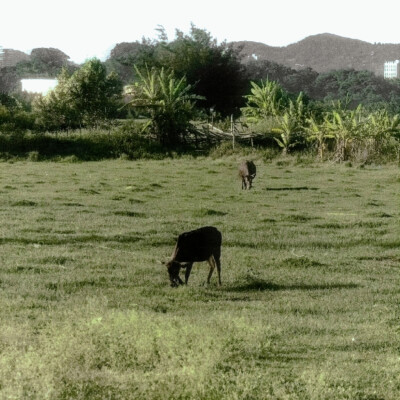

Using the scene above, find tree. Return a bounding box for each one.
[159,25,247,116]
[313,69,400,111]
[125,65,204,146]
[109,25,246,116]
[34,68,79,130]
[106,39,159,83]
[244,59,294,85]
[244,60,318,99]
[34,59,123,130]
[16,48,73,78]
[0,66,20,93]
[31,48,70,71]
[0,93,35,132]
[69,59,123,126]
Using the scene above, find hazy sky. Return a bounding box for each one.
[2,0,400,64]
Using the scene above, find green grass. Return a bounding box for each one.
[0,156,399,399]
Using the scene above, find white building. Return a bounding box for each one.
[384,60,400,79]
[21,79,58,95]
[0,46,4,66]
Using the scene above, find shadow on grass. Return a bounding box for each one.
[231,277,360,292]
[193,209,228,217]
[0,232,144,246]
[265,186,319,191]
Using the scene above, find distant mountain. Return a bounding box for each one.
[233,33,400,76]
[3,33,400,77]
[0,49,30,68]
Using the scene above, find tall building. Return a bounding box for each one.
[0,46,4,66]
[384,60,400,79]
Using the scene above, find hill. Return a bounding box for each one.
[0,49,30,68]
[234,33,400,76]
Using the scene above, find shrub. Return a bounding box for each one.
[27,151,40,161]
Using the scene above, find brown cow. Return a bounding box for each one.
[239,160,256,189]
[165,226,222,287]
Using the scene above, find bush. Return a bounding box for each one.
[27,151,40,161]
[0,122,168,161]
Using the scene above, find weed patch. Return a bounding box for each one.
[113,210,145,217]
[12,200,37,207]
[279,257,325,268]
[283,214,315,222]
[193,208,228,217]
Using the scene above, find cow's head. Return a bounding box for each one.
[165,260,182,287]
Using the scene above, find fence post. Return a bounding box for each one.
[231,114,235,149]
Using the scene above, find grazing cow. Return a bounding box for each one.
[165,226,222,287]
[239,160,256,190]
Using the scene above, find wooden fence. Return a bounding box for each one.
[190,116,265,149]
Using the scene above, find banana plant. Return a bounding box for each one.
[273,112,298,155]
[125,65,204,145]
[324,104,365,162]
[366,110,400,155]
[305,115,334,160]
[273,93,307,155]
[241,79,288,122]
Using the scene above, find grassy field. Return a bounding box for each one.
[0,155,399,399]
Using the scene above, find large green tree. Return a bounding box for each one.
[34,59,123,130]
[106,39,159,83]
[16,48,74,78]
[158,25,247,116]
[69,59,123,126]
[108,25,247,116]
[34,68,80,130]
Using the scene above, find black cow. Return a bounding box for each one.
[165,226,222,287]
[239,160,256,189]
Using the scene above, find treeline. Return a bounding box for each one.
[0,48,77,93]
[1,26,400,162]
[104,25,400,115]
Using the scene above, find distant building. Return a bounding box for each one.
[384,60,400,79]
[0,46,4,64]
[21,79,58,95]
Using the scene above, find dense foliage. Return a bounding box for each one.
[125,66,204,145]
[241,80,400,162]
[34,59,123,130]
[107,25,247,116]
[16,48,72,78]
[1,26,400,161]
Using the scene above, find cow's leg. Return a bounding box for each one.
[242,177,246,190]
[207,256,216,284]
[248,177,252,189]
[184,263,193,284]
[215,256,222,286]
[177,275,184,285]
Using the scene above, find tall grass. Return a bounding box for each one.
[1,123,400,164]
[0,158,399,399]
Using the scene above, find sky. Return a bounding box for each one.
[2,0,400,64]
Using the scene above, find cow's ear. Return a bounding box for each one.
[158,260,168,267]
